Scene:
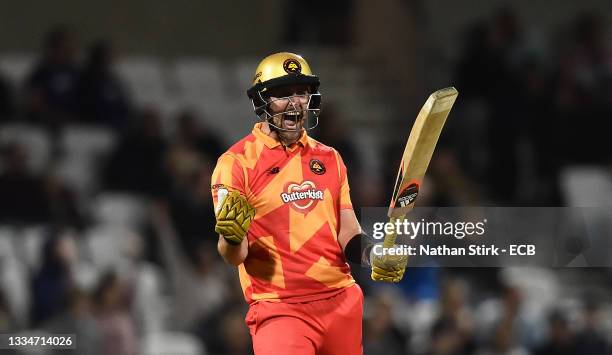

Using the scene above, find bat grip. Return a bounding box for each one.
[383,216,402,248]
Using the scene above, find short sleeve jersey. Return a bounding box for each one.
[211,123,355,304]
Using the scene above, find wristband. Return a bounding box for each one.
[344,233,373,266]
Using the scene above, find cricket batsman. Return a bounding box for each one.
[211,52,407,354]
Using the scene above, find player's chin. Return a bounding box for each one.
[280,129,301,142]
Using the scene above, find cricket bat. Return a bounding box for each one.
[384,87,458,248]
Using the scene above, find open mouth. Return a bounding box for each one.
[283,111,303,130]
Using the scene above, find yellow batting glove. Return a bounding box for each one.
[370,244,408,283]
[215,191,255,245]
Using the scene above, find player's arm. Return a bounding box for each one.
[212,154,254,266]
[332,152,406,281]
[334,150,372,266]
[217,235,249,266]
[338,209,363,252]
[338,209,374,267]
[339,209,407,282]
[214,190,255,266]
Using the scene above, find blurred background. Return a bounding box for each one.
[1,0,612,354]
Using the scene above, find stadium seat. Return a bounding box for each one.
[0,225,16,261]
[141,332,205,355]
[0,253,30,328]
[56,126,117,193]
[18,225,47,272]
[560,167,612,267]
[132,263,168,334]
[406,299,439,352]
[73,261,99,292]
[560,167,612,207]
[231,58,259,91]
[501,267,559,324]
[0,53,36,85]
[61,125,117,160]
[56,154,97,195]
[173,58,226,100]
[0,124,51,173]
[117,57,168,107]
[171,58,233,132]
[90,193,148,227]
[85,224,138,269]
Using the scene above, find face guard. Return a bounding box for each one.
[250,91,321,132]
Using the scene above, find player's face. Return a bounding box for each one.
[266,84,310,142]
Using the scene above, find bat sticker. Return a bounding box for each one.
[396,183,419,207]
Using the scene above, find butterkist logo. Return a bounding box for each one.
[280,181,324,211]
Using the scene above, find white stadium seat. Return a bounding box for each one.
[0,225,16,261]
[173,58,226,99]
[0,53,36,85]
[0,250,30,328]
[61,125,117,160]
[231,58,259,91]
[141,332,205,355]
[18,225,47,272]
[91,193,148,227]
[85,224,131,268]
[0,124,51,173]
[117,57,168,107]
[560,167,612,207]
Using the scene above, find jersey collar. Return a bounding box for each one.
[252,122,310,150]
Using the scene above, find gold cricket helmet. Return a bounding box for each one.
[247,52,321,120]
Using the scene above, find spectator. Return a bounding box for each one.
[42,171,85,229]
[427,279,476,355]
[574,300,611,355]
[44,288,101,355]
[554,13,612,165]
[151,201,230,331]
[30,230,77,326]
[313,104,366,214]
[194,280,250,355]
[174,110,224,162]
[314,105,361,177]
[164,157,216,263]
[363,294,407,355]
[218,310,253,355]
[283,0,354,46]
[0,289,13,333]
[0,143,83,227]
[104,108,169,196]
[24,25,80,129]
[0,143,48,223]
[533,310,576,355]
[0,72,15,121]
[77,40,131,129]
[93,271,138,355]
[477,285,532,355]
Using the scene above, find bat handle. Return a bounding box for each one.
[383,216,402,248]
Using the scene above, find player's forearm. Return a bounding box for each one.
[217,235,248,265]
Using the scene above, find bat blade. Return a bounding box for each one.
[388,87,458,219]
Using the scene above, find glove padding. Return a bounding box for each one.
[370,244,408,283]
[215,191,255,245]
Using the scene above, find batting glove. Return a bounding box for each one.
[370,243,408,283]
[215,191,255,245]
